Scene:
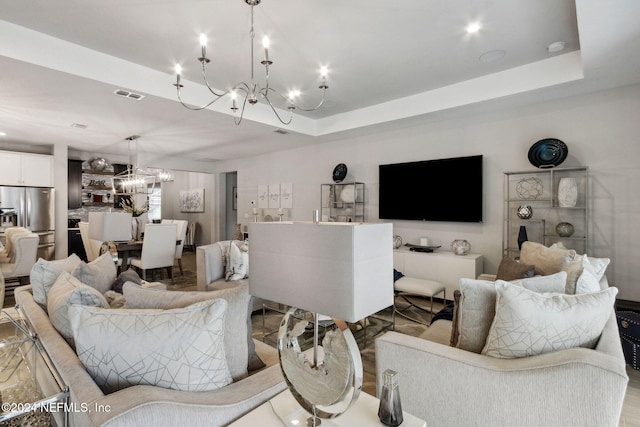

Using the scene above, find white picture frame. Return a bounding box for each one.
[269,184,281,208]
[280,182,293,208]
[258,184,269,208]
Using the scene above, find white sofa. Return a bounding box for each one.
[197,241,265,312]
[14,285,286,427]
[375,275,629,427]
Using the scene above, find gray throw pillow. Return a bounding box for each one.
[123,281,258,380]
[112,268,142,294]
[71,252,117,295]
[47,271,109,342]
[30,254,83,306]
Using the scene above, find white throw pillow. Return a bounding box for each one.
[123,281,254,380]
[47,272,109,342]
[482,282,617,358]
[456,272,567,353]
[69,299,231,393]
[225,241,248,281]
[30,254,83,306]
[71,252,118,294]
[576,255,609,294]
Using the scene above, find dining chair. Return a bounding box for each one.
[0,233,39,284]
[161,219,188,275]
[0,227,31,263]
[78,222,102,262]
[129,223,177,283]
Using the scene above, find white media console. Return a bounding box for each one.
[393,247,483,301]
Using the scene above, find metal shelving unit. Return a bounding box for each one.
[503,167,588,258]
[320,182,365,223]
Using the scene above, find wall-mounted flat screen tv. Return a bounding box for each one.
[379,155,483,223]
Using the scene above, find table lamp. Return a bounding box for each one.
[88,212,133,242]
[249,221,393,426]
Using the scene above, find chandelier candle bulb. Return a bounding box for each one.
[262,36,270,64]
[199,34,207,59]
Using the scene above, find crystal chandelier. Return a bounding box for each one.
[111,135,157,195]
[173,0,329,125]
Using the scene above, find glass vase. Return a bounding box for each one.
[378,369,403,427]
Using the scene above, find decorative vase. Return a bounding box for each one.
[558,177,578,207]
[516,205,533,219]
[131,218,139,241]
[451,239,471,256]
[556,222,575,237]
[378,369,403,427]
[393,235,402,249]
[517,226,528,250]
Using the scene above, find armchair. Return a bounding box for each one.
[375,311,628,427]
[197,241,264,312]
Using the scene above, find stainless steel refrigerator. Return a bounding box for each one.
[0,186,55,260]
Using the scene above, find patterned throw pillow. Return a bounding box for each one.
[123,281,256,380]
[69,299,231,393]
[482,283,617,358]
[225,241,248,281]
[455,272,567,353]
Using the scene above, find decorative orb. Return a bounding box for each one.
[556,222,575,237]
[450,239,471,256]
[90,158,107,170]
[340,185,356,203]
[516,177,543,199]
[516,205,533,219]
[393,235,403,249]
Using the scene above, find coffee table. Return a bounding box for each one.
[229,388,426,427]
[0,308,69,426]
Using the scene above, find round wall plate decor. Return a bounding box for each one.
[332,163,348,183]
[528,138,568,168]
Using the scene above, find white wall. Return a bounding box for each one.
[160,170,216,247]
[213,83,640,301]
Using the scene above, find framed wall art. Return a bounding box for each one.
[179,188,205,212]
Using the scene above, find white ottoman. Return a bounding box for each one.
[394,277,446,325]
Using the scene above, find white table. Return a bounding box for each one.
[229,389,426,427]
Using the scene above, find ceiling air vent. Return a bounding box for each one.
[114,89,145,100]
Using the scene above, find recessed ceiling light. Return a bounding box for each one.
[547,41,566,53]
[466,23,481,34]
[479,50,506,63]
[0,131,6,137]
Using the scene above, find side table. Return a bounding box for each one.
[0,308,69,426]
[229,389,426,427]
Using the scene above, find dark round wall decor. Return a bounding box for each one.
[332,163,348,183]
[528,138,568,168]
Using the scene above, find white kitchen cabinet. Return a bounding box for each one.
[0,151,54,187]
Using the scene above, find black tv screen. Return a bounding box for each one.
[379,155,483,222]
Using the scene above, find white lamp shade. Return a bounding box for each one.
[248,221,393,323]
[88,212,133,242]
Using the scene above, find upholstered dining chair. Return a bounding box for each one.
[161,219,188,275]
[129,223,177,283]
[0,233,39,284]
[78,222,102,262]
[0,227,31,263]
